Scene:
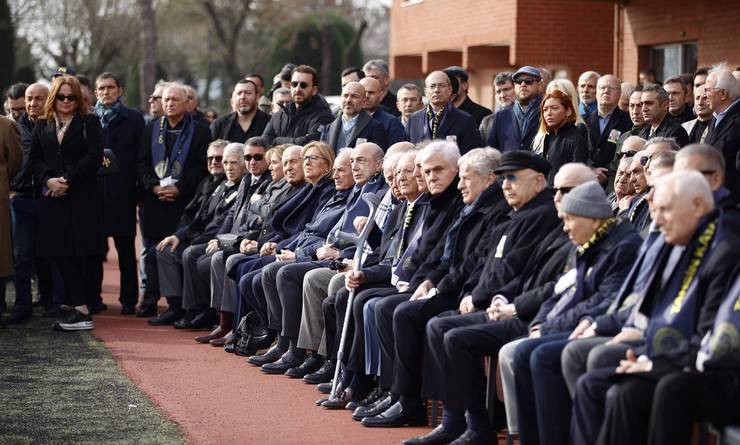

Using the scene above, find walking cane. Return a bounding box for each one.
[330,192,383,398]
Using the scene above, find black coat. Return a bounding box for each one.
[136,117,210,240]
[458,96,492,127]
[320,111,389,153]
[210,110,271,143]
[217,173,271,234]
[266,175,335,245]
[405,104,480,154]
[179,175,224,230]
[638,114,690,147]
[468,189,562,309]
[586,107,633,169]
[99,105,145,236]
[543,122,590,184]
[380,90,400,116]
[174,178,242,245]
[262,95,335,146]
[11,113,36,195]
[705,102,740,203]
[29,113,103,257]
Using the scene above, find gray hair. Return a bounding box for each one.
[363,59,390,78]
[649,151,676,170]
[676,143,726,176]
[579,71,601,83]
[383,152,402,172]
[709,62,740,100]
[645,136,679,153]
[386,141,416,156]
[272,87,291,99]
[224,142,245,163]
[641,83,670,104]
[494,71,513,86]
[458,147,502,177]
[208,139,229,153]
[162,81,188,98]
[622,135,647,152]
[657,170,714,210]
[419,140,461,168]
[398,83,422,96]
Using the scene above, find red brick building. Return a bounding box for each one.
[389,0,740,109]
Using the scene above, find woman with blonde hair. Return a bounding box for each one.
[29,75,103,331]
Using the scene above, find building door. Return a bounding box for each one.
[649,42,698,81]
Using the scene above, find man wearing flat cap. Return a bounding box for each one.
[487,66,543,152]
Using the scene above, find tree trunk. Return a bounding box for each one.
[138,0,157,112]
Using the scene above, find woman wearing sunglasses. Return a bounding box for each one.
[540,89,590,184]
[28,75,104,332]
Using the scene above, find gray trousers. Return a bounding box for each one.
[499,336,528,434]
[210,252,246,313]
[156,243,187,302]
[180,244,211,310]
[561,336,631,397]
[297,268,345,355]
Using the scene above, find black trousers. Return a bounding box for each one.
[375,293,411,390]
[322,292,339,360]
[141,236,162,306]
[94,235,138,307]
[55,255,101,307]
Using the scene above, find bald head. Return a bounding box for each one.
[386,141,415,156]
[674,143,726,191]
[652,171,714,245]
[341,81,366,118]
[282,145,305,185]
[24,83,49,120]
[359,77,382,112]
[553,163,598,210]
[622,136,647,154]
[425,71,453,110]
[597,74,621,110]
[351,142,384,185]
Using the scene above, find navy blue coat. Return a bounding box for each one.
[269,175,335,244]
[532,219,642,335]
[486,105,539,152]
[585,107,632,169]
[372,108,405,146]
[320,111,389,152]
[99,105,145,236]
[406,104,480,154]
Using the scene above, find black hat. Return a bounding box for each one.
[51,66,76,79]
[494,151,551,175]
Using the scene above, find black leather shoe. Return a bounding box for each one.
[224,342,237,353]
[261,349,307,374]
[352,394,392,421]
[183,310,217,330]
[303,359,335,384]
[235,338,257,357]
[173,312,196,329]
[361,401,428,428]
[286,355,324,378]
[316,381,333,394]
[247,330,276,351]
[403,425,464,445]
[347,386,383,411]
[120,305,136,315]
[448,429,493,445]
[136,304,157,318]
[247,344,286,366]
[148,308,184,326]
[321,387,354,409]
[5,310,32,324]
[88,302,108,314]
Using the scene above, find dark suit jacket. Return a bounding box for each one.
[320,111,389,152]
[486,104,540,152]
[458,96,492,127]
[371,108,404,146]
[638,114,690,147]
[210,110,271,143]
[586,107,633,168]
[380,90,400,116]
[705,101,740,202]
[406,104,480,154]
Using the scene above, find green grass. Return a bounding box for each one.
[0,291,184,445]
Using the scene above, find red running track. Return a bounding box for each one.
[92,249,431,444]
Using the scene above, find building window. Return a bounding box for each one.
[649,42,698,81]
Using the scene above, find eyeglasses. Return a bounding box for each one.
[302,155,326,163]
[56,94,77,102]
[245,154,264,162]
[700,170,717,175]
[290,81,309,89]
[500,173,519,182]
[640,155,652,166]
[425,83,449,91]
[619,151,637,159]
[148,95,162,102]
[553,186,574,195]
[514,78,538,86]
[207,156,223,163]
[597,85,619,92]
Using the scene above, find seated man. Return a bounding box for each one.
[150,142,245,327]
[571,171,739,445]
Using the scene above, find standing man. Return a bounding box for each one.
[395,84,424,129]
[136,82,210,317]
[4,83,27,122]
[262,65,334,146]
[245,73,272,115]
[664,76,695,124]
[363,59,400,117]
[638,83,689,146]
[445,66,492,127]
[704,63,740,202]
[146,82,165,123]
[321,82,388,152]
[94,72,146,315]
[682,85,713,144]
[480,72,516,142]
[0,115,23,323]
[359,77,404,146]
[341,66,365,87]
[211,79,271,143]
[406,71,479,154]
[578,71,600,119]
[487,66,542,152]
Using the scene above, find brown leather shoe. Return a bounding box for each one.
[210,331,235,347]
[195,326,226,344]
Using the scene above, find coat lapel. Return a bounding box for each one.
[347,112,371,145]
[61,114,84,146]
[436,106,455,138]
[328,116,342,148]
[707,106,740,145]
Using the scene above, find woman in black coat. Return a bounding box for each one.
[28,75,103,331]
[540,89,590,184]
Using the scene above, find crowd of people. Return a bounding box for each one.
[1,57,739,445]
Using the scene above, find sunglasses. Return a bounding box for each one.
[245,154,264,162]
[514,78,538,86]
[619,151,637,159]
[56,94,77,102]
[553,186,574,195]
[148,95,162,102]
[499,173,520,182]
[290,81,309,89]
[207,156,223,163]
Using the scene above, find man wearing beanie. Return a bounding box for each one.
[503,180,642,445]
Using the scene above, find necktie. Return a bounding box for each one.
[396,202,415,257]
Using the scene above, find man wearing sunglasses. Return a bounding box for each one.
[487,66,543,152]
[262,64,334,147]
[211,79,271,144]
